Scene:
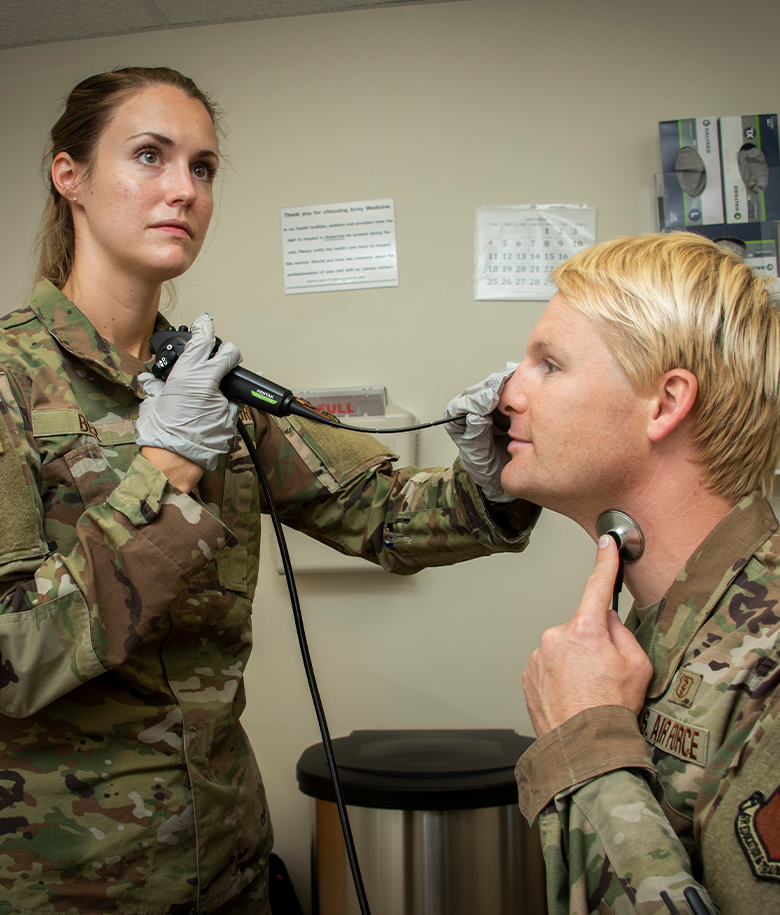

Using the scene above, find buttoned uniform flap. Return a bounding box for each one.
[32,407,139,511]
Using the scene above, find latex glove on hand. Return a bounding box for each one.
[444,366,516,503]
[136,313,242,471]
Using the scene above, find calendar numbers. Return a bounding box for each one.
[475,206,596,301]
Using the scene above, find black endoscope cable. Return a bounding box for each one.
[297,412,464,435]
[236,419,373,915]
[236,406,467,914]
[149,327,476,913]
[149,325,467,436]
[609,539,625,614]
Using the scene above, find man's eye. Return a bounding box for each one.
[543,359,559,373]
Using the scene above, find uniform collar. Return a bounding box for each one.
[29,279,162,396]
[627,491,779,698]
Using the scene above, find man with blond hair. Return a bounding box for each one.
[450,233,780,914]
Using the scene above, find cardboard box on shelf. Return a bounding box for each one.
[686,220,778,280]
[719,115,780,224]
[659,117,723,229]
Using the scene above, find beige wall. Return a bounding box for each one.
[2,0,779,909]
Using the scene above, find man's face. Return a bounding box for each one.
[498,292,650,524]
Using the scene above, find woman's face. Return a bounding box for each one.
[70,84,219,287]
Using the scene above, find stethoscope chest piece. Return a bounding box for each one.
[597,510,644,562]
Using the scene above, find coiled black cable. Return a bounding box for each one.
[236,419,372,915]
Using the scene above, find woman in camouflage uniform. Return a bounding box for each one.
[0,68,538,914]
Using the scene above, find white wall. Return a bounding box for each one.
[2,0,779,910]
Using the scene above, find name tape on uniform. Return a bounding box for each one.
[639,707,709,767]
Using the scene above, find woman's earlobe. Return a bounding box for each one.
[51,152,80,198]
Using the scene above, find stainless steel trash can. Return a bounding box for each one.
[295,729,546,915]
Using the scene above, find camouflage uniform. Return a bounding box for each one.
[515,492,780,915]
[0,280,539,914]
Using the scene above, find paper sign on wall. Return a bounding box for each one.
[475,205,596,301]
[282,199,398,294]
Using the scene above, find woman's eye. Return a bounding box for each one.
[193,163,217,181]
[139,149,160,165]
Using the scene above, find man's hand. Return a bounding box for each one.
[523,535,653,738]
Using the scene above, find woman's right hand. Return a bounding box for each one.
[443,366,516,503]
[136,313,241,491]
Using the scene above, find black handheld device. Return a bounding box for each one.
[149,326,466,435]
[149,327,321,421]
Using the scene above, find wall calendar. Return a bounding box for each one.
[474,205,596,301]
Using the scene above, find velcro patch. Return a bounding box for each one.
[638,707,709,766]
[735,786,780,882]
[32,409,137,445]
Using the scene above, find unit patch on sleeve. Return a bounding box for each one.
[735,786,780,882]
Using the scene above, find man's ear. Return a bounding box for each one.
[51,152,82,199]
[647,369,698,443]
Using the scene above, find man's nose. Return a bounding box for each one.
[498,368,528,415]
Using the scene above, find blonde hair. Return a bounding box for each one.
[550,233,780,500]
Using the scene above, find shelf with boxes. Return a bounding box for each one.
[656,114,780,280]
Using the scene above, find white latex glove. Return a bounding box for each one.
[136,313,242,471]
[444,366,517,503]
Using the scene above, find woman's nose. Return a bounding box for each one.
[166,165,197,206]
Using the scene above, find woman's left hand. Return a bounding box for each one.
[136,313,242,486]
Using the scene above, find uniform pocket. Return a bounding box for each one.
[64,439,117,507]
[34,408,141,550]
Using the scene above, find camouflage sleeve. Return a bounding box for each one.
[538,769,715,915]
[515,708,704,913]
[253,413,540,571]
[516,706,657,822]
[523,697,780,914]
[0,381,233,718]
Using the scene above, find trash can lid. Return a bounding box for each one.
[296,729,534,810]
